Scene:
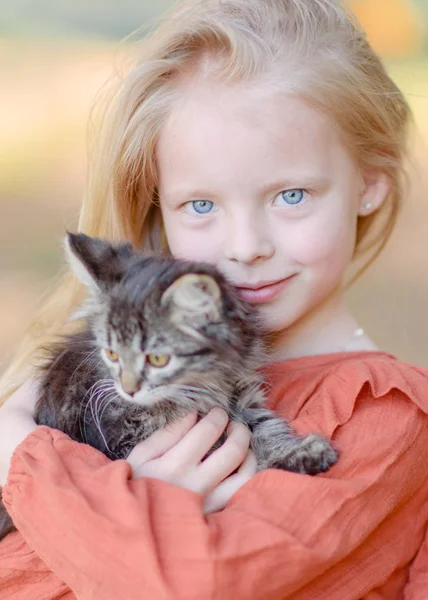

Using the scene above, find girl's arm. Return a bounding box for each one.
[0,389,253,600]
[0,380,38,487]
[3,375,428,600]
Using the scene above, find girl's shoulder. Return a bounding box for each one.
[265,351,428,430]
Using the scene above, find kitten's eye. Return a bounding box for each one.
[147,353,170,368]
[105,349,119,362]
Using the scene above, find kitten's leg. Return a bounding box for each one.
[241,407,338,475]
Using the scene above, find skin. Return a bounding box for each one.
[0,82,390,512]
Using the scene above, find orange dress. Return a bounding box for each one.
[1,351,428,600]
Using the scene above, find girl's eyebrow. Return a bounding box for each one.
[259,176,331,194]
[161,188,218,203]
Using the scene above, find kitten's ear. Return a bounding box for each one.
[64,232,134,292]
[161,274,222,335]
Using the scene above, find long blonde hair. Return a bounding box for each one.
[0,0,411,401]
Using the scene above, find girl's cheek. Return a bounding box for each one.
[283,212,356,266]
[166,225,222,263]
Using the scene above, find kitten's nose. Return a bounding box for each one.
[120,372,140,397]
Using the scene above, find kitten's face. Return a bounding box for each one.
[96,313,220,407]
[66,232,258,409]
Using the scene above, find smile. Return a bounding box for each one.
[234,276,295,304]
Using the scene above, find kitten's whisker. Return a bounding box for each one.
[91,384,113,425]
[81,379,115,443]
[83,381,119,456]
[68,347,101,385]
[85,379,116,397]
[92,394,122,459]
[83,381,104,402]
[98,392,120,426]
[94,388,116,429]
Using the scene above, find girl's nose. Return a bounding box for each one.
[224,215,275,265]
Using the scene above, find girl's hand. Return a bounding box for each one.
[127,408,257,513]
[0,380,39,486]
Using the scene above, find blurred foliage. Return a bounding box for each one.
[349,0,427,57]
[0,0,174,39]
[0,0,426,52]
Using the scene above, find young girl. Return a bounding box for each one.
[1,0,428,598]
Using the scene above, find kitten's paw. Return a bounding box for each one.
[271,434,338,475]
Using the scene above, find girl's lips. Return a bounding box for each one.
[235,276,295,304]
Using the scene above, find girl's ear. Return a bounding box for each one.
[64,232,134,293]
[358,171,391,216]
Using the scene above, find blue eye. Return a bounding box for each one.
[188,200,214,214]
[274,189,305,206]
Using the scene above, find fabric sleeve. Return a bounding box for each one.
[3,381,428,600]
[404,531,428,600]
[0,529,75,600]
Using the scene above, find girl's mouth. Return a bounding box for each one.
[235,276,295,304]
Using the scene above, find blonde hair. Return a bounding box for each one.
[0,0,411,401]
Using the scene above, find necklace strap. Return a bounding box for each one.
[343,327,365,351]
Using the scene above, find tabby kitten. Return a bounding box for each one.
[0,233,338,540]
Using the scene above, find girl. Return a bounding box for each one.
[1,0,428,598]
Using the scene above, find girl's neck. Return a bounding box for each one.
[268,290,378,361]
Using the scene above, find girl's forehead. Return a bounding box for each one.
[157,85,352,189]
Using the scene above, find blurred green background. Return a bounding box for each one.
[1,0,428,372]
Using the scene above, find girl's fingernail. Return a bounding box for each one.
[210,407,227,422]
[184,412,197,421]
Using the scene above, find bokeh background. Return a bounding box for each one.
[1,0,428,373]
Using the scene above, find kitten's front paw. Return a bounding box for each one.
[272,434,338,475]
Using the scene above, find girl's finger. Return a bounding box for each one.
[162,408,229,467]
[127,412,198,464]
[237,449,258,475]
[197,421,251,493]
[203,451,258,514]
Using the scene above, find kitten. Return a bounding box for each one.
[0,233,338,540]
